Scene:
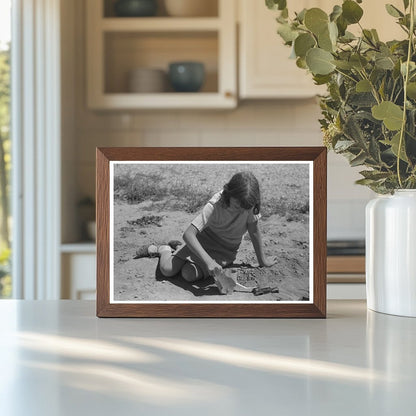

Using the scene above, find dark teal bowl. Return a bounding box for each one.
[168,62,205,92]
[114,0,157,17]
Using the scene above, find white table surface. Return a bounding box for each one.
[0,300,415,416]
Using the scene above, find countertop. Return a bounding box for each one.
[0,300,415,415]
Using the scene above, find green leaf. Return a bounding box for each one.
[306,48,335,75]
[330,5,342,22]
[407,82,416,99]
[369,136,382,163]
[342,0,364,24]
[363,29,376,46]
[334,140,355,151]
[333,60,353,70]
[375,55,395,70]
[393,60,402,79]
[278,0,287,10]
[401,61,416,76]
[372,101,404,131]
[336,15,348,36]
[304,8,329,35]
[378,78,386,100]
[318,27,334,52]
[388,132,409,162]
[328,21,338,44]
[296,57,308,69]
[339,31,356,43]
[385,4,404,18]
[403,0,410,10]
[399,14,411,29]
[371,29,380,42]
[277,23,299,43]
[360,170,392,181]
[350,54,368,70]
[296,8,307,23]
[348,92,377,107]
[356,79,372,92]
[344,114,367,147]
[355,178,378,186]
[294,33,316,58]
[313,74,332,85]
[350,152,367,167]
[276,14,287,24]
[266,0,287,11]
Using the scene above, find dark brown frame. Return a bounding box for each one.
[96,147,327,318]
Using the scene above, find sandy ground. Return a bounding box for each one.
[113,201,310,302]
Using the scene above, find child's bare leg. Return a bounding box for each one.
[159,250,185,277]
[181,262,204,283]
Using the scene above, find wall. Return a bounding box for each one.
[61,0,374,243]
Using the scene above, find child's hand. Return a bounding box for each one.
[213,269,236,295]
[206,259,222,276]
[259,256,277,268]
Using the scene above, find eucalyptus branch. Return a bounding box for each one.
[334,68,359,84]
[358,69,381,104]
[393,85,404,103]
[390,79,398,101]
[397,0,415,188]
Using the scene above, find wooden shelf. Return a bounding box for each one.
[327,256,365,274]
[61,243,96,253]
[101,17,221,32]
[89,92,235,110]
[327,256,365,283]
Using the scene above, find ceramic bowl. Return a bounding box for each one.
[128,68,167,93]
[114,0,158,17]
[168,62,205,92]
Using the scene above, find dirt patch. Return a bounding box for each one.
[113,202,310,302]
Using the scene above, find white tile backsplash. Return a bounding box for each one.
[74,100,369,239]
[328,199,369,240]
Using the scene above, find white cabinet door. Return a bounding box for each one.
[239,0,326,99]
[61,253,96,300]
[238,0,404,99]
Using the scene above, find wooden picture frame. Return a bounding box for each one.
[96,147,327,318]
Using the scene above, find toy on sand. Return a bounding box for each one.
[213,269,279,296]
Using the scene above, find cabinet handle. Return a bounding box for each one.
[225,91,234,99]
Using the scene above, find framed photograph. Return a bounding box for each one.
[96,147,327,318]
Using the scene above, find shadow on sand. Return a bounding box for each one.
[155,261,258,298]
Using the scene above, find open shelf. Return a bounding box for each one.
[103,0,219,18]
[101,17,221,31]
[87,0,236,109]
[104,31,218,94]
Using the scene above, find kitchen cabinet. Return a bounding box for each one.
[238,0,325,99]
[238,0,404,99]
[86,0,237,109]
[61,245,96,300]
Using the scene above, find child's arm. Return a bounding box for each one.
[247,221,277,267]
[183,225,222,275]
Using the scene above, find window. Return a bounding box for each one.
[0,0,11,298]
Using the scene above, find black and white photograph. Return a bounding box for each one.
[109,161,313,304]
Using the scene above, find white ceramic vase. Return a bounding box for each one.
[366,190,416,317]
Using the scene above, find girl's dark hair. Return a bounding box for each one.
[221,171,261,215]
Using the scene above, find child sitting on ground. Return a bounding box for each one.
[137,171,276,285]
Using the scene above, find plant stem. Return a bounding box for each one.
[334,68,358,84]
[397,0,415,188]
[358,69,381,104]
